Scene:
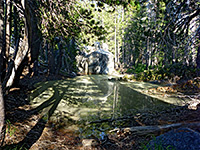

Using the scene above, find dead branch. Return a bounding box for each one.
[110,122,200,136]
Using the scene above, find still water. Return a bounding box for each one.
[29,75,186,138]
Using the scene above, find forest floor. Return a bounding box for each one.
[2,74,200,150]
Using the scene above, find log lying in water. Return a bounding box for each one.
[110,122,200,136]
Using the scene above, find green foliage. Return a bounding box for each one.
[126,68,134,74]
[122,74,135,81]
[125,64,146,74]
[135,64,146,74]
[77,0,134,55]
[6,120,16,137]
[36,0,199,78]
[128,62,198,82]
[38,0,107,44]
[136,72,146,81]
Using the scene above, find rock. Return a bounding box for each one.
[82,138,99,147]
[76,46,115,75]
[147,127,200,150]
[149,80,161,84]
[102,43,109,51]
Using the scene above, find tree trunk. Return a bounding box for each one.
[196,36,200,76]
[0,0,5,145]
[48,45,55,75]
[6,0,29,88]
[122,7,125,66]
[0,0,7,82]
[8,0,41,85]
[13,55,29,86]
[56,43,62,75]
[0,1,4,75]
[117,11,120,65]
[114,11,117,68]
[5,0,11,61]
[145,37,149,70]
[0,83,5,145]
[26,0,41,73]
[13,3,18,46]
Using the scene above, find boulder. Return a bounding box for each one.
[76,48,115,75]
[147,127,200,150]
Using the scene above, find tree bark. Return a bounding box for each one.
[196,43,200,76]
[114,10,117,68]
[48,44,55,75]
[56,43,62,75]
[0,0,5,145]
[6,0,29,88]
[0,83,5,145]
[5,0,11,61]
[196,31,200,76]
[26,0,41,75]
[0,0,7,82]
[0,1,4,74]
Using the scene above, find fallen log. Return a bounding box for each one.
[110,122,200,136]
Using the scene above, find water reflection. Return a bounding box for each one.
[29,75,184,137]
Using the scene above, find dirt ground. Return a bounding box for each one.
[2,75,200,150]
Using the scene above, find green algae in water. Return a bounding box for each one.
[29,75,187,138]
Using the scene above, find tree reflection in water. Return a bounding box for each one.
[29,75,183,138]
